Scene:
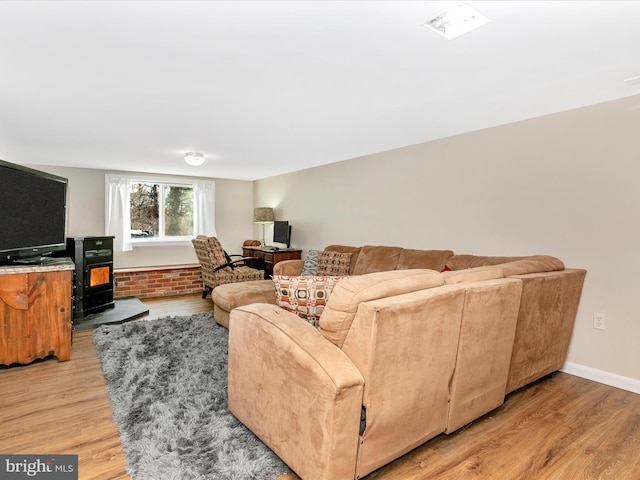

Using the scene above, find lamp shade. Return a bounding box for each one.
[253,207,274,223]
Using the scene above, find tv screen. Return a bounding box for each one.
[273,220,290,248]
[0,159,68,264]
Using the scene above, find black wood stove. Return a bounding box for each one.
[65,236,115,319]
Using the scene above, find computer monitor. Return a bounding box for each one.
[273,220,291,248]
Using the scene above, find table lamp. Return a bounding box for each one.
[253,207,274,246]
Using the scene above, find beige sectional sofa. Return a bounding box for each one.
[212,244,586,480]
[212,245,454,327]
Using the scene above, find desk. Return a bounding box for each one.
[242,247,302,278]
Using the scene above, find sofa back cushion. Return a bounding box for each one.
[499,255,565,276]
[351,246,403,275]
[318,269,444,348]
[446,254,565,276]
[442,265,505,284]
[446,254,526,271]
[396,249,454,271]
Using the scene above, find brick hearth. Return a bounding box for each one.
[114,264,202,299]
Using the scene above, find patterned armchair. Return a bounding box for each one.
[192,236,264,298]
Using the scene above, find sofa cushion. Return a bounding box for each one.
[396,249,454,271]
[442,265,505,284]
[445,254,564,275]
[273,275,347,326]
[301,249,320,275]
[499,255,565,276]
[446,254,526,271]
[351,246,402,275]
[318,269,444,348]
[212,279,276,313]
[317,251,352,276]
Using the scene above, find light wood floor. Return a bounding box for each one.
[2,293,639,480]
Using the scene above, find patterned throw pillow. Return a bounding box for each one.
[317,251,352,276]
[273,275,347,327]
[300,249,319,276]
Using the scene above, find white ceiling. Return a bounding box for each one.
[1,1,640,181]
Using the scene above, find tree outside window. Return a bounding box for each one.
[130,182,194,239]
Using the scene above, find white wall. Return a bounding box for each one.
[254,94,640,385]
[30,165,255,268]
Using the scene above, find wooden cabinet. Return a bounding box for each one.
[242,247,302,278]
[0,260,74,365]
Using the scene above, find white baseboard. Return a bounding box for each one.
[561,362,640,395]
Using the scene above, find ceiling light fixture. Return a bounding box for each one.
[422,3,489,40]
[184,152,205,166]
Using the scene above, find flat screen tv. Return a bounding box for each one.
[273,220,291,248]
[0,159,68,264]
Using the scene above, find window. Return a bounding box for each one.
[106,175,216,251]
[130,182,194,239]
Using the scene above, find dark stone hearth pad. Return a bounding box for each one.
[73,296,149,331]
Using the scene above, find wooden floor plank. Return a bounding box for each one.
[2,293,639,480]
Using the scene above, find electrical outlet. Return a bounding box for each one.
[593,312,606,331]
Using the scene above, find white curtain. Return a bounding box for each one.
[194,181,217,237]
[106,176,132,252]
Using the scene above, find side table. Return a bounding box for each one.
[0,259,74,365]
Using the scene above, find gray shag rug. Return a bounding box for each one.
[93,311,290,480]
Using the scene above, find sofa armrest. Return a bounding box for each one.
[272,259,304,276]
[228,303,365,480]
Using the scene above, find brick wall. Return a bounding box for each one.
[114,265,202,299]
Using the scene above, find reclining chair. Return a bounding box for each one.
[192,236,264,298]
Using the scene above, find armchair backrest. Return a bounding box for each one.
[192,236,232,279]
[206,236,233,271]
[192,235,213,267]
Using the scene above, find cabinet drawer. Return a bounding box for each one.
[262,253,274,262]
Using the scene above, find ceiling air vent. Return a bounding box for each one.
[422,3,489,40]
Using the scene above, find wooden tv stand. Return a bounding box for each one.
[242,247,301,278]
[0,259,74,365]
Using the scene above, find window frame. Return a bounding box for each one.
[105,174,214,248]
